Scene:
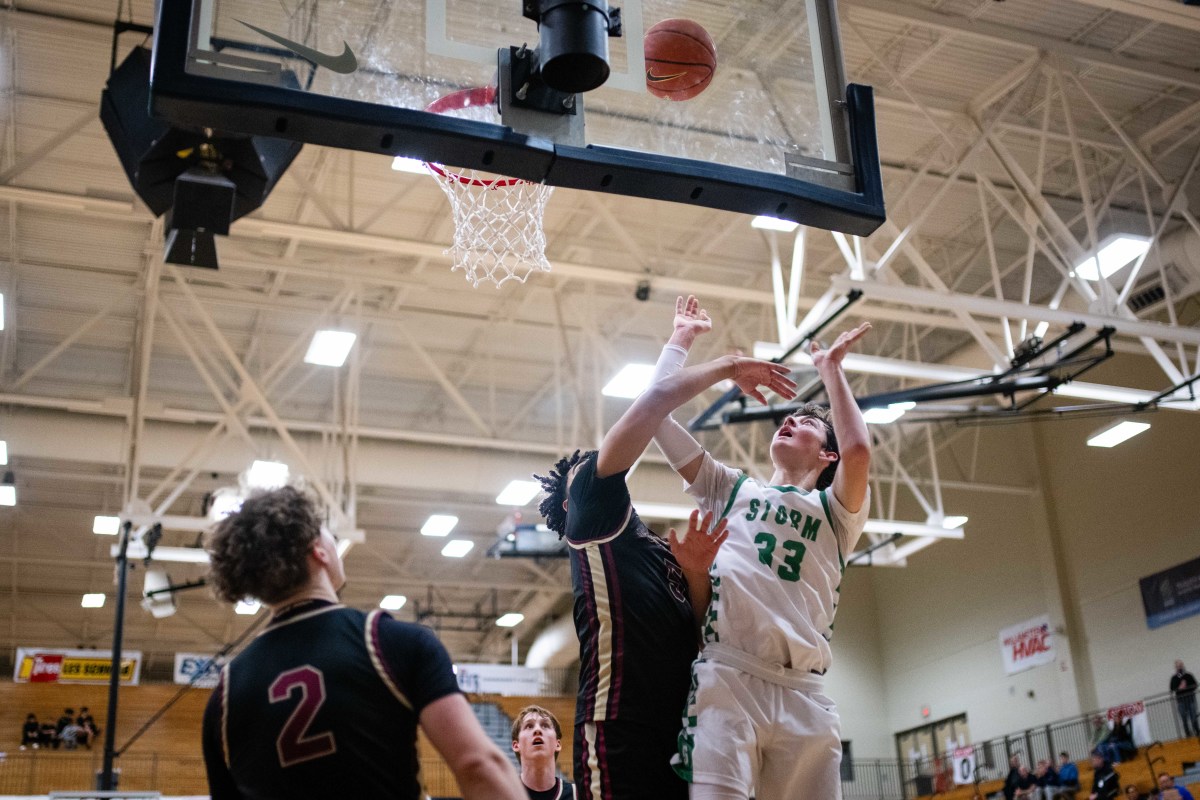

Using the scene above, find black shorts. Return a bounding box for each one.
[574,719,688,800]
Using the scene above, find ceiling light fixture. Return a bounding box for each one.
[602,363,656,399]
[304,330,357,367]
[0,440,7,465]
[391,156,429,174]
[93,515,121,535]
[0,471,15,506]
[245,460,288,490]
[496,480,541,506]
[496,612,525,627]
[421,514,459,537]
[1074,234,1150,281]
[941,515,969,529]
[380,594,407,610]
[235,600,261,615]
[81,593,106,608]
[751,216,800,233]
[862,401,915,425]
[441,539,474,558]
[1086,420,1150,448]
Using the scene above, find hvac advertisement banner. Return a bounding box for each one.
[14,647,142,685]
[174,653,223,688]
[454,663,545,696]
[999,614,1055,675]
[1139,555,1200,629]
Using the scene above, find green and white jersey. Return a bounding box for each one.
[687,453,869,673]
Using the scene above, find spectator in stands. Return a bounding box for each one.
[1155,772,1196,800]
[20,713,39,749]
[1035,758,1059,799]
[511,705,576,800]
[1170,660,1199,739]
[201,486,526,800]
[1005,754,1024,800]
[38,720,58,749]
[1127,785,1149,800]
[58,718,84,750]
[1014,765,1038,799]
[1099,712,1137,764]
[1055,752,1081,799]
[54,707,74,744]
[1089,750,1121,800]
[76,707,98,749]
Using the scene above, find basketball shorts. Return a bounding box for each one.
[575,717,689,800]
[673,659,843,800]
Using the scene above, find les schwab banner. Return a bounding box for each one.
[15,647,142,685]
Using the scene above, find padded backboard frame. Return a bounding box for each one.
[149,0,884,235]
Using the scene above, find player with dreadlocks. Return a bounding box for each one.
[536,297,797,800]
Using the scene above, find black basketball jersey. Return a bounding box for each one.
[201,600,459,800]
[565,458,697,728]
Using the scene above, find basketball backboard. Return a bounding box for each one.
[151,0,883,234]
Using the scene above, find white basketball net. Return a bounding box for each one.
[428,167,554,288]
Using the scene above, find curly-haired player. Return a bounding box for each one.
[201,486,526,800]
[537,317,795,800]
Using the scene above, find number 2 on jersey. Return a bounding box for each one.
[269,666,337,767]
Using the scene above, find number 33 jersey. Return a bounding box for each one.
[687,454,869,674]
[201,600,460,800]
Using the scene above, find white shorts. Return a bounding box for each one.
[674,658,843,800]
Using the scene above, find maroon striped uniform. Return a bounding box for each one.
[564,456,695,800]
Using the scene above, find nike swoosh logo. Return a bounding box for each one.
[237,20,358,74]
[646,69,688,83]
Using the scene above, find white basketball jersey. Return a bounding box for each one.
[686,454,868,673]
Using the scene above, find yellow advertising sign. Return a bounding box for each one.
[14,648,142,685]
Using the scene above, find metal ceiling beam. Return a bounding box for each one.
[1060,0,1200,31]
[831,275,1200,348]
[844,0,1200,90]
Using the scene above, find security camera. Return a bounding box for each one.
[635,280,651,302]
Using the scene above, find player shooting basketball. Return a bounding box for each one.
[649,296,872,800]
[535,342,796,800]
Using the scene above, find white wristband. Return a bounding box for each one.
[651,344,703,470]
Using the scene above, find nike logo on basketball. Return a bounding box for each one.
[646,69,688,83]
[236,20,358,74]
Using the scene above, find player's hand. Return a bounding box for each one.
[811,321,871,372]
[668,510,728,575]
[672,295,712,345]
[729,357,797,405]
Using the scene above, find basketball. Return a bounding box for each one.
[644,18,717,101]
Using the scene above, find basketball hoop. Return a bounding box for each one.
[424,86,553,288]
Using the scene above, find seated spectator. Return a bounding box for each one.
[1014,765,1038,799]
[55,708,75,742]
[76,707,98,749]
[20,713,39,749]
[1155,772,1196,800]
[1127,785,1150,800]
[1054,752,1081,799]
[39,721,58,749]
[1090,750,1121,800]
[1005,755,1024,800]
[1100,712,1137,764]
[1035,758,1059,800]
[58,720,84,750]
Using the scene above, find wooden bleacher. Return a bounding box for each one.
[918,738,1200,800]
[0,680,211,795]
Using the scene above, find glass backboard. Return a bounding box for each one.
[151,0,884,234]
